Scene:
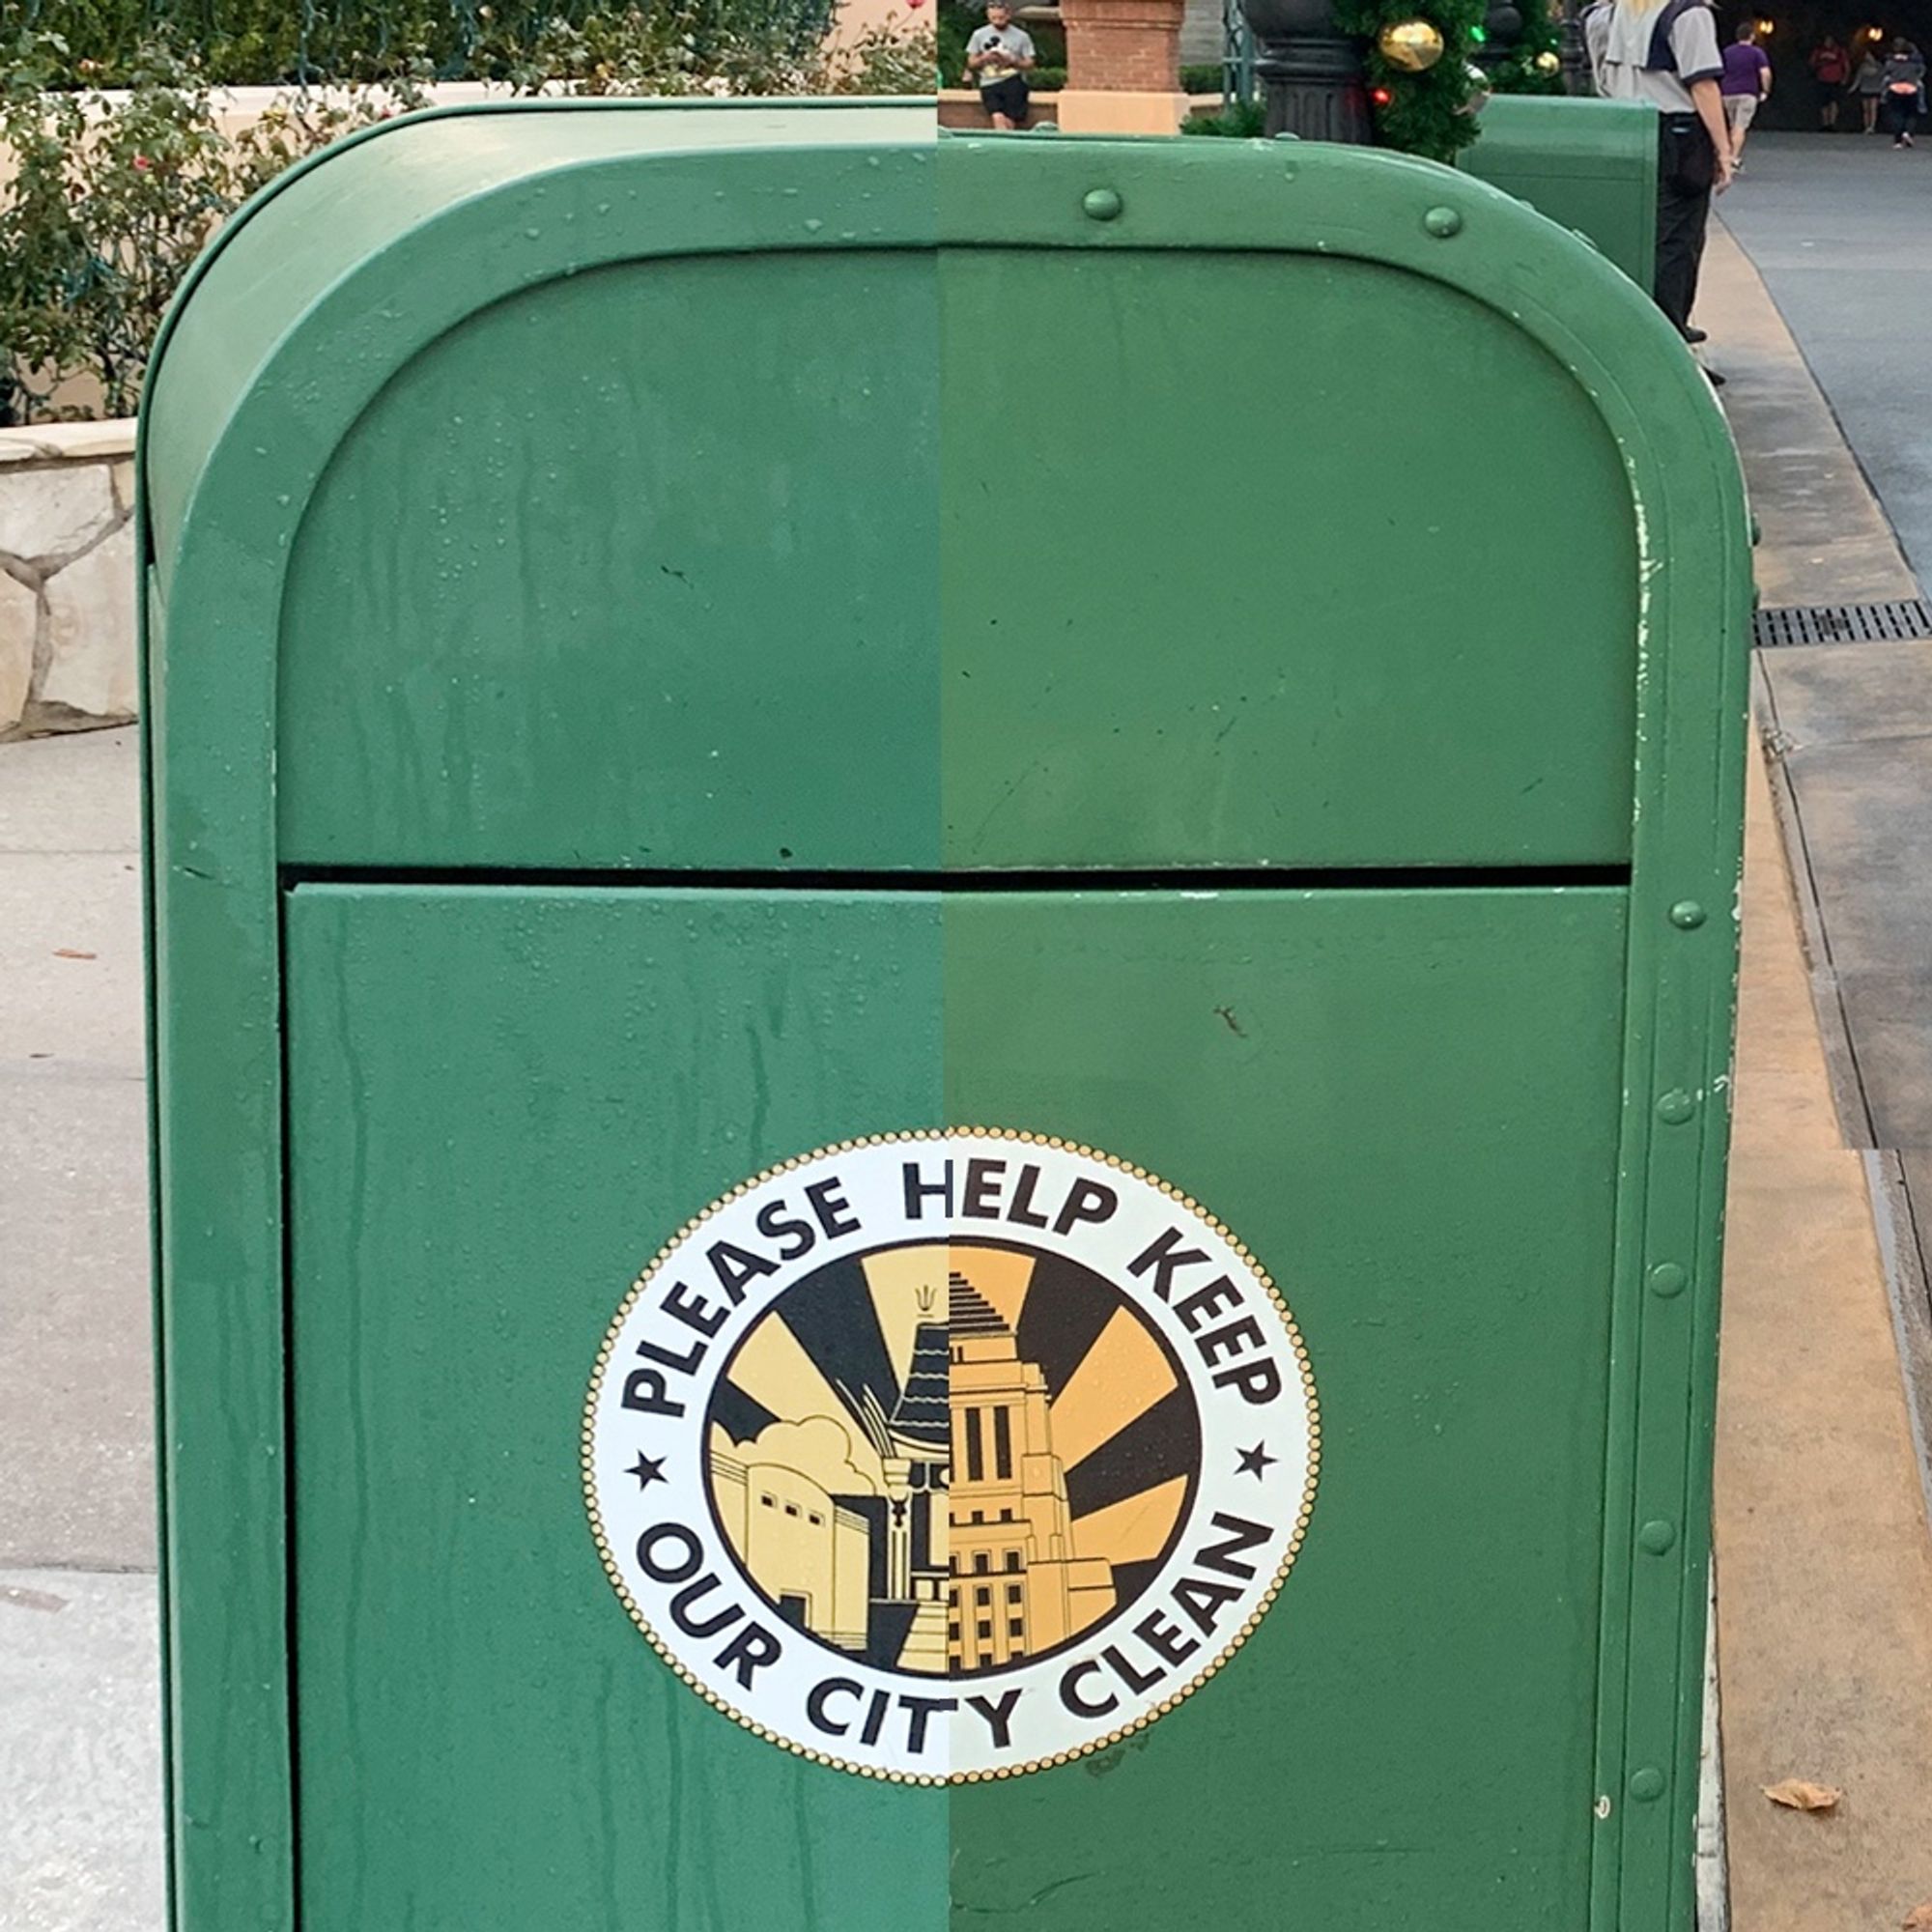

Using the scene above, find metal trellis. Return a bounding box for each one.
[1223,0,1255,106]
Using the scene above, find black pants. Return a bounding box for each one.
[1655,115,1716,338]
[980,75,1031,125]
[1883,93,1919,137]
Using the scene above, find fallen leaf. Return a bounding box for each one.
[51,948,96,960]
[0,1582,66,1612]
[1764,1778,1841,1813]
[1901,1905,1932,1929]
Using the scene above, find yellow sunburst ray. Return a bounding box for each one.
[1047,1307,1178,1473]
[1070,1473,1190,1568]
[723,1313,888,1490]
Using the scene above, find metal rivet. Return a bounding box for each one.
[1594,1794,1613,1820]
[1082,187,1123,222]
[1629,1766,1666,1802]
[1670,900,1707,929]
[1648,1263,1689,1299]
[1638,1519,1677,1555]
[1423,206,1463,238]
[1657,1090,1696,1124]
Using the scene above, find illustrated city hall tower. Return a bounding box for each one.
[947,1272,1115,1671]
[855,1285,953,1672]
[710,1258,1128,1677]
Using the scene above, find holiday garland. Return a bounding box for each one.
[1483,0,1565,96]
[1336,0,1484,162]
[1329,0,1563,162]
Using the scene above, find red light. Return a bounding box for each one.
[1370,85,1393,104]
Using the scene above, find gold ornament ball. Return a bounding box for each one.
[1534,47,1561,71]
[1377,17,1446,70]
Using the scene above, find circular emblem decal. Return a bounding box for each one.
[583,1131,1319,1782]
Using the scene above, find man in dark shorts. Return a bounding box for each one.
[968,1,1037,130]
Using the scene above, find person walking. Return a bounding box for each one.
[1881,37,1926,145]
[1850,44,1886,131]
[1584,0,1732,359]
[1809,33,1849,127]
[1721,23,1773,166]
[966,0,1037,131]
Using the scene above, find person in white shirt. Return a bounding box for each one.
[1584,0,1732,352]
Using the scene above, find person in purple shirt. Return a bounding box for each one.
[1720,25,1773,167]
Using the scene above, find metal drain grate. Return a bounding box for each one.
[1752,600,1932,648]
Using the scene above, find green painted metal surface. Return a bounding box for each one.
[284,884,1623,1927]
[1462,97,1660,290]
[143,102,1750,1930]
[284,888,948,1931]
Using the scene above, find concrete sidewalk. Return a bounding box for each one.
[1702,223,1932,1928]
[0,727,163,1932]
[1717,133,1932,589]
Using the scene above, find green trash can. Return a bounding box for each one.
[142,103,1750,1931]
[1463,95,1660,289]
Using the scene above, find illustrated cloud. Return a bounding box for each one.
[728,1413,880,1498]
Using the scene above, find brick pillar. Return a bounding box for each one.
[1057,0,1189,132]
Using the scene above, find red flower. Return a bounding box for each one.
[132,154,152,171]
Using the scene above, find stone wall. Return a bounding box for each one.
[0,423,138,742]
[938,86,1065,125]
[939,85,1217,125]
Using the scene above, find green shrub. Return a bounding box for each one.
[0,0,846,85]
[0,30,427,421]
[0,12,937,421]
[1180,96,1264,135]
[936,0,968,81]
[1180,60,1221,93]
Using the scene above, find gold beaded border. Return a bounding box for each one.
[582,1127,1321,1785]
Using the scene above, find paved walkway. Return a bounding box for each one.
[0,728,163,1931]
[1701,199,1932,1926]
[1715,150,1932,1508]
[1718,132,1932,590]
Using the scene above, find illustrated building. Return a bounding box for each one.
[709,1284,956,1675]
[710,1261,1119,1676]
[860,1288,954,1672]
[946,1272,1115,1671]
[711,1454,870,1651]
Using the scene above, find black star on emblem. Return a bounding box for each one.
[627,1452,668,1491]
[1236,1441,1277,1480]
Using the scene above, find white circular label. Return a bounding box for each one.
[583,1130,1319,1782]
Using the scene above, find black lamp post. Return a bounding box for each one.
[1559,0,1592,90]
[1475,0,1522,71]
[1239,0,1376,140]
